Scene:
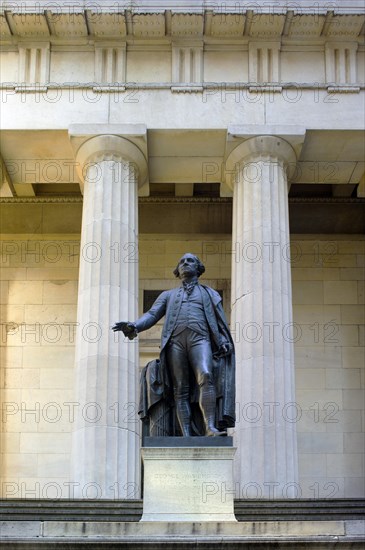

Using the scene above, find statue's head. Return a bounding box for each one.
[173,253,205,279]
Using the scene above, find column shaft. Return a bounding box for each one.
[71,138,144,498]
[231,137,298,498]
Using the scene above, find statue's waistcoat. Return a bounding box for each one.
[161,285,221,351]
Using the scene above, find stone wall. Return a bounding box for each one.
[0,234,79,499]
[0,227,363,498]
[292,236,364,499]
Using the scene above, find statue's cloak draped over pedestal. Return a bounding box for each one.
[138,284,235,435]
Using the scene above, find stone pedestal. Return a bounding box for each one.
[141,438,236,522]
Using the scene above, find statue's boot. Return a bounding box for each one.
[205,426,227,437]
[175,398,193,437]
[200,379,227,436]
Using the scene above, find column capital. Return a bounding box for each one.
[224,126,306,191]
[69,124,148,192]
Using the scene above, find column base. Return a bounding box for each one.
[140,438,237,522]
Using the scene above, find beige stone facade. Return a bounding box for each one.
[1,215,364,498]
[0,0,364,501]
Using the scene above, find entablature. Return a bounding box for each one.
[1,3,364,90]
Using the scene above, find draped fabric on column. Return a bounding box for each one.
[69,133,147,498]
[227,135,299,498]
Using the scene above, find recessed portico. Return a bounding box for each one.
[0,0,364,506]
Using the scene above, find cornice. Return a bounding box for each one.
[2,83,364,92]
[0,196,232,204]
[1,7,363,44]
[0,197,83,203]
[1,196,364,204]
[140,197,231,204]
[288,197,365,203]
[1,1,365,15]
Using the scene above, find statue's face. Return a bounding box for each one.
[177,253,199,278]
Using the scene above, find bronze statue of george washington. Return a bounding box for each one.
[112,253,235,437]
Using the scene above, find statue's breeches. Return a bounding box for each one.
[166,328,214,397]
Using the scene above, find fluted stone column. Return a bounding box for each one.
[226,135,300,498]
[69,131,148,498]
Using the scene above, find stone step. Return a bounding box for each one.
[0,499,364,522]
[0,519,364,548]
[234,499,365,521]
[0,499,143,522]
[1,538,364,549]
[2,540,364,548]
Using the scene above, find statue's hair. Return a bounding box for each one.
[173,254,205,278]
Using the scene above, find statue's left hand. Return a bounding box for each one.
[214,342,232,358]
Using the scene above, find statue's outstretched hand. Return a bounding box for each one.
[112,321,138,340]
